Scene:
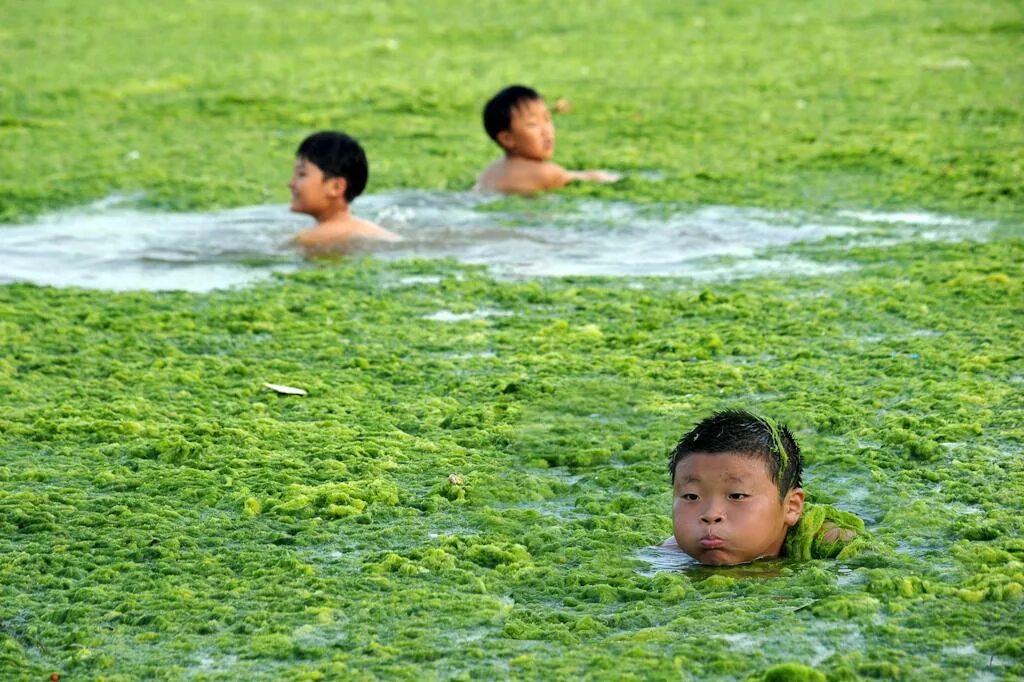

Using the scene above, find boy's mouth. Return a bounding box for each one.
[699,536,725,549]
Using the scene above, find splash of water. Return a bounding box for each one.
[0,191,992,292]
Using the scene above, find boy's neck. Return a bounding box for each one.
[310,201,352,226]
[504,150,536,162]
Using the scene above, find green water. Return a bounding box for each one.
[1,0,1022,679]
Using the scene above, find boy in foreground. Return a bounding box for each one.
[474,85,621,194]
[288,131,401,255]
[665,410,863,566]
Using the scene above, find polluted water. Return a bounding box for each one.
[0,191,993,292]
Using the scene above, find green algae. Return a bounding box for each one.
[756,663,826,682]
[1,237,1022,680]
[1,0,1023,221]
[1,0,1023,679]
[758,413,792,488]
[784,504,869,561]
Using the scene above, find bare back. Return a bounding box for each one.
[294,216,401,256]
[474,157,572,195]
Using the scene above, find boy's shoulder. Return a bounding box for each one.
[475,157,570,194]
[784,503,866,560]
[295,216,400,254]
[347,216,401,243]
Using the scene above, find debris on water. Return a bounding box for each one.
[263,382,307,396]
[422,309,511,322]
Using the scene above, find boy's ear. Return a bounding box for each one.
[496,130,515,152]
[326,176,348,199]
[783,487,805,527]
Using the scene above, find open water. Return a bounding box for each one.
[0,191,992,292]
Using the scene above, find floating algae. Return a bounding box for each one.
[782,504,868,561]
[1,234,1021,679]
[2,0,1022,675]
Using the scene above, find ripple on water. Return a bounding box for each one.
[0,198,301,292]
[633,542,699,575]
[0,191,994,292]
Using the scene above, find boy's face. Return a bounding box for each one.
[497,98,555,161]
[288,157,344,216]
[672,452,804,566]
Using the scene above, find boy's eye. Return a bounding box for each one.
[728,493,750,500]
[679,493,699,501]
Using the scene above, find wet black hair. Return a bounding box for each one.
[482,84,543,146]
[668,409,803,498]
[295,131,368,202]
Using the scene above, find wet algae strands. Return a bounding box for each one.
[1,236,1023,679]
[2,0,1023,678]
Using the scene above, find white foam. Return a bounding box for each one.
[0,192,993,291]
[0,199,300,291]
[836,209,982,227]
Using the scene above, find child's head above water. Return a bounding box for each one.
[482,84,554,161]
[288,131,400,251]
[290,131,368,216]
[475,85,620,194]
[668,409,806,566]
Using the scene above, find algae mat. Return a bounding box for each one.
[1,0,1022,218]
[2,0,1024,679]
[1,238,1022,680]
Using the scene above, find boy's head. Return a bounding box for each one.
[482,85,555,161]
[289,131,368,215]
[668,410,805,566]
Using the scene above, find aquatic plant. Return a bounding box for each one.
[1,0,1022,679]
[1,235,1022,678]
[1,1,1022,220]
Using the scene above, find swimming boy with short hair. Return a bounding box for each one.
[474,84,621,194]
[289,131,400,254]
[666,409,862,566]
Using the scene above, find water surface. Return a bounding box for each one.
[0,192,992,291]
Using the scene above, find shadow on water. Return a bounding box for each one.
[0,191,993,292]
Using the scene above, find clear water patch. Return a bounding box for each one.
[0,192,995,292]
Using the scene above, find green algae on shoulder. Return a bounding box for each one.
[783,503,871,561]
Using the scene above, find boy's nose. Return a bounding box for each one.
[700,510,724,524]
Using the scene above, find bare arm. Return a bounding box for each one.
[566,169,623,184]
[480,159,622,194]
[542,165,622,189]
[536,162,575,190]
